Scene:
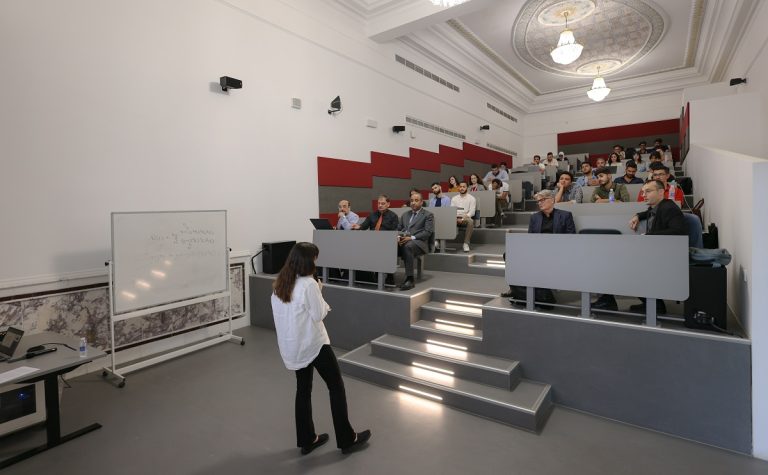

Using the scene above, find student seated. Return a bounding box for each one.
[639,163,684,204]
[614,161,644,185]
[352,195,398,231]
[447,175,459,192]
[554,171,583,203]
[428,182,451,207]
[451,182,476,252]
[576,162,598,187]
[591,167,630,203]
[336,200,360,230]
[483,163,509,188]
[490,178,509,227]
[468,173,486,191]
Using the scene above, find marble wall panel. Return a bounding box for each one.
[0,301,23,328]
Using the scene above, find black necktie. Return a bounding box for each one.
[646,206,656,233]
[435,198,442,207]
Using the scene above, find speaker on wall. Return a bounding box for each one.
[261,241,296,274]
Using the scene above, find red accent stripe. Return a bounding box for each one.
[370,152,412,179]
[409,147,442,172]
[463,142,514,166]
[439,145,465,166]
[317,157,372,187]
[557,119,680,146]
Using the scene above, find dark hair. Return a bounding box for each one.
[431,182,440,188]
[459,181,468,186]
[533,155,541,160]
[625,161,637,170]
[378,194,391,202]
[470,173,481,184]
[649,151,661,161]
[492,178,502,187]
[648,161,665,171]
[500,161,508,167]
[559,171,574,181]
[654,138,662,143]
[609,152,619,162]
[639,141,647,146]
[448,176,458,186]
[581,161,591,168]
[491,163,499,168]
[595,166,611,176]
[547,152,553,156]
[613,144,623,150]
[273,242,319,303]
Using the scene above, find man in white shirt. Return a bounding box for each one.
[336,200,359,230]
[450,182,476,252]
[543,152,558,168]
[483,163,509,188]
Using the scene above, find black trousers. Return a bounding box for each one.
[398,240,425,277]
[295,345,355,448]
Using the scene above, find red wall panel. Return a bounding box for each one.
[558,119,679,146]
[317,157,372,187]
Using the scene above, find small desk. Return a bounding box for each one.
[0,332,103,469]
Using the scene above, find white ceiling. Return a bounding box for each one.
[333,0,761,113]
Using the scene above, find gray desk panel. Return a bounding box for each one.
[509,171,542,191]
[505,234,689,300]
[555,202,645,233]
[398,206,457,240]
[314,229,398,273]
[508,179,523,203]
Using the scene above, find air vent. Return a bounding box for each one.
[487,103,518,123]
[486,143,517,157]
[406,116,466,141]
[396,55,460,92]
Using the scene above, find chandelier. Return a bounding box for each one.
[550,11,583,65]
[430,0,467,7]
[587,67,611,102]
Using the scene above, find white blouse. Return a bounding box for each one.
[271,276,331,370]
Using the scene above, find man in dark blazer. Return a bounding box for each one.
[528,190,576,234]
[624,179,689,313]
[396,193,434,290]
[352,195,399,231]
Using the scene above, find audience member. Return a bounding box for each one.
[576,162,598,187]
[614,162,644,185]
[396,193,434,291]
[638,141,648,155]
[336,200,360,230]
[632,152,648,172]
[447,175,459,192]
[501,190,575,306]
[469,173,486,191]
[499,162,510,174]
[428,182,451,207]
[639,164,683,204]
[544,152,558,168]
[558,151,566,161]
[608,152,621,165]
[554,171,583,203]
[591,167,630,202]
[654,138,663,148]
[351,195,398,230]
[595,157,607,169]
[491,178,509,227]
[483,163,509,187]
[612,144,625,160]
[626,179,688,313]
[451,182,476,252]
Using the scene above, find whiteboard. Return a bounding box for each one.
[111,211,229,315]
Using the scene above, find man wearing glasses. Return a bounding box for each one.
[336,200,359,230]
[638,163,684,204]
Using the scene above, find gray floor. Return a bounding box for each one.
[1,326,765,475]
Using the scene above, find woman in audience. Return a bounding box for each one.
[469,173,486,191]
[608,152,621,165]
[271,242,371,456]
[633,152,648,172]
[447,175,459,192]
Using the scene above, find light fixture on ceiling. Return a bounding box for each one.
[587,67,611,102]
[550,11,583,65]
[429,0,467,7]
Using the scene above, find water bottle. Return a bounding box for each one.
[668,182,676,202]
[609,188,615,203]
[79,337,87,358]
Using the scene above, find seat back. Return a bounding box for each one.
[578,228,622,235]
[683,213,704,248]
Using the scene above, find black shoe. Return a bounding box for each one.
[341,430,371,454]
[398,279,415,291]
[300,433,329,455]
[536,304,555,311]
[385,274,394,286]
[592,296,618,311]
[629,301,667,314]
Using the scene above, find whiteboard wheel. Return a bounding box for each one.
[102,371,108,378]
[118,380,126,388]
[240,340,246,346]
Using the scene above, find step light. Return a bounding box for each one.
[435,323,476,335]
[485,260,506,268]
[435,318,475,329]
[426,339,467,351]
[445,299,482,307]
[444,304,483,315]
[399,385,443,401]
[412,362,455,375]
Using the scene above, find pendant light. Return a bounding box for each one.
[587,67,611,102]
[550,11,583,65]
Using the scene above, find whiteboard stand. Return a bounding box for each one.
[102,209,244,388]
[102,261,244,388]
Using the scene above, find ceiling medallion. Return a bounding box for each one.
[512,0,665,78]
[549,11,584,65]
[587,67,611,101]
[576,59,622,75]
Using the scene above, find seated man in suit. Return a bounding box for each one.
[351,195,398,231]
[502,190,575,307]
[396,193,434,291]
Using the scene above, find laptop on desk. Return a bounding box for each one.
[310,218,334,230]
[0,327,24,362]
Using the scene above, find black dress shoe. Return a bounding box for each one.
[592,296,618,311]
[301,433,329,455]
[341,430,371,454]
[630,301,667,314]
[398,279,415,291]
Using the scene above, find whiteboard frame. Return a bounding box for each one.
[109,210,230,316]
[104,210,242,387]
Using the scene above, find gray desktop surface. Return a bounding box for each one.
[3,332,103,384]
[555,202,646,234]
[505,234,689,300]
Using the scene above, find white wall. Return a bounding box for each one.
[522,91,683,160]
[689,93,765,158]
[752,161,768,461]
[0,0,521,291]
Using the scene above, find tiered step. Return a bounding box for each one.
[339,335,552,432]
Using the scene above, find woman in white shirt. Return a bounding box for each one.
[271,242,371,455]
[469,173,486,191]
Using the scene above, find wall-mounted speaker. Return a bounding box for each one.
[261,241,296,274]
[392,125,406,133]
[220,76,242,91]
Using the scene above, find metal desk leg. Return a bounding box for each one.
[440,239,446,253]
[526,287,535,311]
[377,272,385,290]
[348,269,355,287]
[322,267,328,283]
[581,292,592,318]
[646,298,657,326]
